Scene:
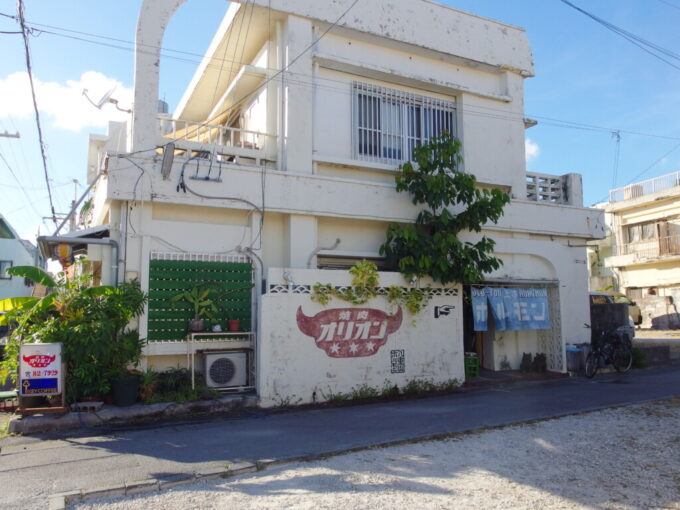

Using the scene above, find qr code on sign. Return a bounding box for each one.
[390,349,405,373]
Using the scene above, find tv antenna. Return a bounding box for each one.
[82,87,131,114]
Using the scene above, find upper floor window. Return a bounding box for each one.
[0,260,12,280]
[353,82,457,164]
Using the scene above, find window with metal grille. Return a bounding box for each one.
[353,82,457,164]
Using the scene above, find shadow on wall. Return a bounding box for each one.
[640,296,680,329]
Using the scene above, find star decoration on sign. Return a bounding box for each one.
[349,343,359,354]
[365,341,376,352]
[330,343,341,354]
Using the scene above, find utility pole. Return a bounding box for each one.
[68,179,79,232]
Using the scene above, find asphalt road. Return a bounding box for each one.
[2,366,680,510]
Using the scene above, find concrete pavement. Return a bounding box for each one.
[2,366,680,509]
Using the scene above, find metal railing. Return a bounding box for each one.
[609,171,680,203]
[615,235,680,259]
[158,116,276,162]
[526,172,563,203]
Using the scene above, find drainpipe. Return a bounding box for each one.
[307,238,341,268]
[37,236,120,287]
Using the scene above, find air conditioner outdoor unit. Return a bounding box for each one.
[204,351,248,389]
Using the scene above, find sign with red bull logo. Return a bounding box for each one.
[19,343,62,396]
[296,306,403,358]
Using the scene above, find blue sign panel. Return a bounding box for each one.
[471,287,489,331]
[472,287,551,331]
[517,288,551,330]
[21,378,59,395]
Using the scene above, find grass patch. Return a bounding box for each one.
[0,413,13,439]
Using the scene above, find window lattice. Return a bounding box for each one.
[353,82,457,164]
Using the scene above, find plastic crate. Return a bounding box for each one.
[464,355,480,379]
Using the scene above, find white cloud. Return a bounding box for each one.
[525,138,540,162]
[0,71,132,131]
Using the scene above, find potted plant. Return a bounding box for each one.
[228,318,241,332]
[170,283,221,332]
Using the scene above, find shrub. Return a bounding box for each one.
[0,266,147,401]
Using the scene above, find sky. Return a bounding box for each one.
[0,0,679,242]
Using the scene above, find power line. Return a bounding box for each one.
[5,9,679,144]
[559,0,680,72]
[202,0,362,128]
[17,0,57,225]
[656,0,680,11]
[611,131,621,188]
[595,140,680,203]
[0,151,45,220]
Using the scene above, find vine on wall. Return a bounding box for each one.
[311,260,431,317]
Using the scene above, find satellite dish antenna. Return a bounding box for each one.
[95,87,117,109]
[82,87,117,110]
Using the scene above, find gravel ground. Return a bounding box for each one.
[75,399,680,510]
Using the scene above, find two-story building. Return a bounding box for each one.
[603,172,680,328]
[56,0,603,405]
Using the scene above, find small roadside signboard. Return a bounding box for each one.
[19,343,63,397]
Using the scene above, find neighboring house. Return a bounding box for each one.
[587,204,617,291]
[0,214,42,301]
[57,0,603,405]
[603,171,680,328]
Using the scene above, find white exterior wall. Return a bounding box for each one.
[259,268,463,407]
[80,0,603,390]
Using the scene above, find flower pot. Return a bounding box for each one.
[188,319,205,332]
[228,319,241,332]
[111,373,141,407]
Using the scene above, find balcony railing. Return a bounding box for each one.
[609,171,680,203]
[615,235,680,260]
[158,116,276,166]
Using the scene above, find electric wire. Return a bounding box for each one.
[559,0,680,72]
[16,0,58,225]
[595,140,680,204]
[6,4,679,211]
[656,0,680,11]
[0,151,45,220]
[611,131,621,188]
[4,9,679,144]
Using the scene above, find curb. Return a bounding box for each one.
[48,461,259,509]
[9,394,259,435]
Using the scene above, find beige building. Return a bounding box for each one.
[604,172,680,328]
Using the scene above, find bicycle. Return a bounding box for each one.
[584,327,633,378]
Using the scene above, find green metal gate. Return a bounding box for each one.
[147,258,253,342]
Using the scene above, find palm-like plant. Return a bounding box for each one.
[0,265,147,401]
[169,283,220,322]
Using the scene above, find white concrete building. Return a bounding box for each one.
[0,214,42,300]
[69,0,603,405]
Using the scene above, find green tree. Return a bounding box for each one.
[380,133,510,285]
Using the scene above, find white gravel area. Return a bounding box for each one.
[74,399,680,510]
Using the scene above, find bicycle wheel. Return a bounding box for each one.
[613,346,633,373]
[585,352,599,378]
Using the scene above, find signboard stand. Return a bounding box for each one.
[17,344,67,415]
